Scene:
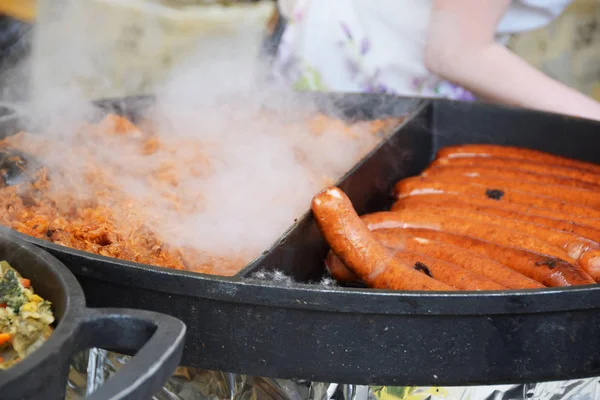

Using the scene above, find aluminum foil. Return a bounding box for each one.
[64,348,599,400]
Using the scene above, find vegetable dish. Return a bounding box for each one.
[0,261,54,369]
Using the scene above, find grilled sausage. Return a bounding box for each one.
[393,195,600,242]
[361,210,576,263]
[382,251,507,290]
[377,227,595,286]
[391,199,600,263]
[390,205,600,281]
[326,249,508,290]
[394,176,600,220]
[373,231,543,289]
[430,156,600,186]
[325,250,362,284]
[413,171,600,209]
[423,165,600,191]
[311,187,455,291]
[325,227,545,289]
[325,251,361,283]
[390,193,600,229]
[435,144,600,175]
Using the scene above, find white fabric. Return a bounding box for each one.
[274,0,573,97]
[498,0,573,34]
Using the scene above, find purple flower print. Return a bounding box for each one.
[362,70,391,94]
[340,22,353,41]
[345,59,360,79]
[411,76,476,101]
[437,81,477,101]
[360,38,371,55]
[363,82,391,94]
[411,76,427,92]
[451,86,476,101]
[293,9,304,22]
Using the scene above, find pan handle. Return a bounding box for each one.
[77,308,187,400]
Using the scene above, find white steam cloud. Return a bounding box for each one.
[16,1,392,273]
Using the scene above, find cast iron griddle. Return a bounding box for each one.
[2,94,600,386]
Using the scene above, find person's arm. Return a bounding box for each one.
[424,0,600,121]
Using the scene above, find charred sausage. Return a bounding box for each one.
[377,227,595,286]
[390,193,600,229]
[423,165,600,191]
[393,195,600,242]
[390,198,600,270]
[394,176,600,220]
[311,187,455,291]
[414,171,600,209]
[435,144,600,175]
[361,210,576,263]
[326,249,507,290]
[325,227,545,289]
[373,230,544,289]
[379,251,506,290]
[325,250,362,284]
[430,156,600,186]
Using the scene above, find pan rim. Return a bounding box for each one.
[9,226,600,317]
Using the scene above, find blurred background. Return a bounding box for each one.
[0,0,597,101]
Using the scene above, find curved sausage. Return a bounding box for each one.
[361,210,576,263]
[325,226,545,289]
[325,251,361,283]
[383,251,507,290]
[373,231,544,289]
[392,205,600,281]
[435,144,600,175]
[390,193,600,229]
[391,196,600,243]
[326,249,507,290]
[377,227,595,287]
[423,165,600,191]
[393,176,600,220]
[414,170,600,209]
[393,195,600,242]
[430,156,600,186]
[392,198,600,260]
[325,250,362,284]
[311,187,455,291]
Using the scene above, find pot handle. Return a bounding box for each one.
[78,308,187,400]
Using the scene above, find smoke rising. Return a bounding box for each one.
[13,1,397,274]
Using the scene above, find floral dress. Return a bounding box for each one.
[273,0,572,102]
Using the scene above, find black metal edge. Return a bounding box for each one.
[236,97,427,278]
[0,230,187,399]
[8,98,600,316]
[81,308,186,400]
[236,99,434,284]
[430,98,600,162]
[12,197,600,316]
[9,92,421,289]
[7,99,600,315]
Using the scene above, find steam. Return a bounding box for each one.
[17,1,392,273]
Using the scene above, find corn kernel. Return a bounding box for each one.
[29,295,43,303]
[20,303,37,312]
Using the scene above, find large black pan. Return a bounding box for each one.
[3,94,600,386]
[0,230,186,400]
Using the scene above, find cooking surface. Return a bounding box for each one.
[0,95,596,386]
[0,108,399,276]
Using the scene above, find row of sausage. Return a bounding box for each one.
[311,144,600,291]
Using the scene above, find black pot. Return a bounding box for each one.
[0,231,187,400]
